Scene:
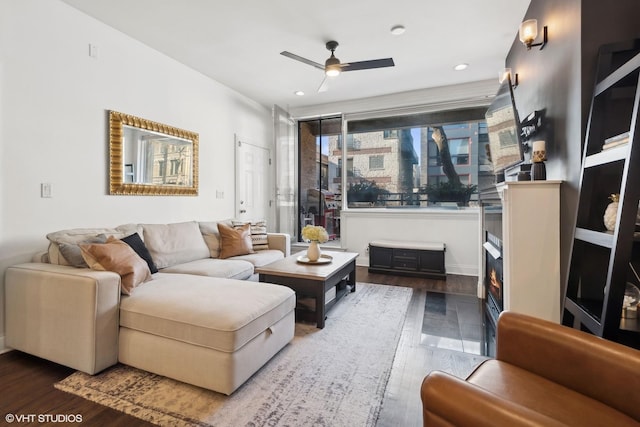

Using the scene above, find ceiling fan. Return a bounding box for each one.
[280,41,395,92]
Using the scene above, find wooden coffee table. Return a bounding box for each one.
[255,251,358,328]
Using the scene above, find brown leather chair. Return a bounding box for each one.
[421,311,640,426]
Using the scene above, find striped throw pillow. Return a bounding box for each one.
[232,220,269,251]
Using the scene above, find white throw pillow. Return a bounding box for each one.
[199,220,233,258]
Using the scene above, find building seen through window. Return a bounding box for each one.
[296,108,488,241]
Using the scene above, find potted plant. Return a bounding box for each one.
[420,181,477,207]
[347,179,388,204]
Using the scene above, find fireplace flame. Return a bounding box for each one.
[489,268,501,294]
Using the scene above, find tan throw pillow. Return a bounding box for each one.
[231,219,269,251]
[80,236,151,295]
[218,222,255,259]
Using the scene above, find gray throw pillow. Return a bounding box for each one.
[58,235,108,267]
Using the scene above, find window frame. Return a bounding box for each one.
[340,107,487,209]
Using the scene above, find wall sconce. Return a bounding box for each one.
[519,19,548,50]
[499,68,519,88]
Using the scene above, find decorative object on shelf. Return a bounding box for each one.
[530,140,547,180]
[602,132,630,151]
[520,110,545,140]
[519,19,548,51]
[622,282,640,319]
[603,193,620,232]
[301,225,329,262]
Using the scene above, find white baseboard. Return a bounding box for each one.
[477,279,484,299]
[448,263,479,277]
[0,335,11,354]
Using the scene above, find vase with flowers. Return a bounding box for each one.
[301,225,329,262]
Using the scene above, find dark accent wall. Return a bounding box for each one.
[581,0,640,134]
[504,0,640,302]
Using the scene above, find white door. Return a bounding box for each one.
[235,136,271,222]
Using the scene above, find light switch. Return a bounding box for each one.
[41,183,52,198]
[89,43,99,59]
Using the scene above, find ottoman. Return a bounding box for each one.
[118,273,296,394]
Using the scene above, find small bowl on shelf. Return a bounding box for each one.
[622,283,640,319]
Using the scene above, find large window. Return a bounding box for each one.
[296,107,489,243]
[336,107,487,208]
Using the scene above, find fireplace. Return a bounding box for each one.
[479,181,562,356]
[485,232,503,313]
[481,197,503,357]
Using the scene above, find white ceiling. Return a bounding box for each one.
[61,0,531,109]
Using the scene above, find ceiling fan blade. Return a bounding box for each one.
[317,76,330,93]
[341,58,395,72]
[280,51,324,70]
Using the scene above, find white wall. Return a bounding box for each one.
[0,0,272,345]
[341,208,480,276]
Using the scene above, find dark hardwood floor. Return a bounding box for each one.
[0,351,150,426]
[359,266,478,295]
[0,267,482,426]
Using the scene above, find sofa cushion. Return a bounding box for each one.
[467,359,638,426]
[198,219,232,258]
[160,258,254,280]
[141,221,210,269]
[232,219,269,251]
[79,237,152,295]
[120,233,158,274]
[231,249,284,267]
[119,273,296,352]
[218,223,254,259]
[46,224,139,266]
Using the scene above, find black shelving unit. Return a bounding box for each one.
[563,40,640,348]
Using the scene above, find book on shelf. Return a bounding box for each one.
[602,132,630,150]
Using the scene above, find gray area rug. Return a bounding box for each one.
[55,283,413,426]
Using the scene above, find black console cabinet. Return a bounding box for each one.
[368,240,446,279]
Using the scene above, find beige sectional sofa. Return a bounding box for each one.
[5,220,296,395]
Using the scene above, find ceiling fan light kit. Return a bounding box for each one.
[325,67,340,77]
[324,42,342,76]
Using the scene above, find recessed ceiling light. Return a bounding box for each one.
[453,63,469,71]
[294,90,305,96]
[390,25,406,35]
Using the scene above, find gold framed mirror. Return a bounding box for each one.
[109,111,199,195]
